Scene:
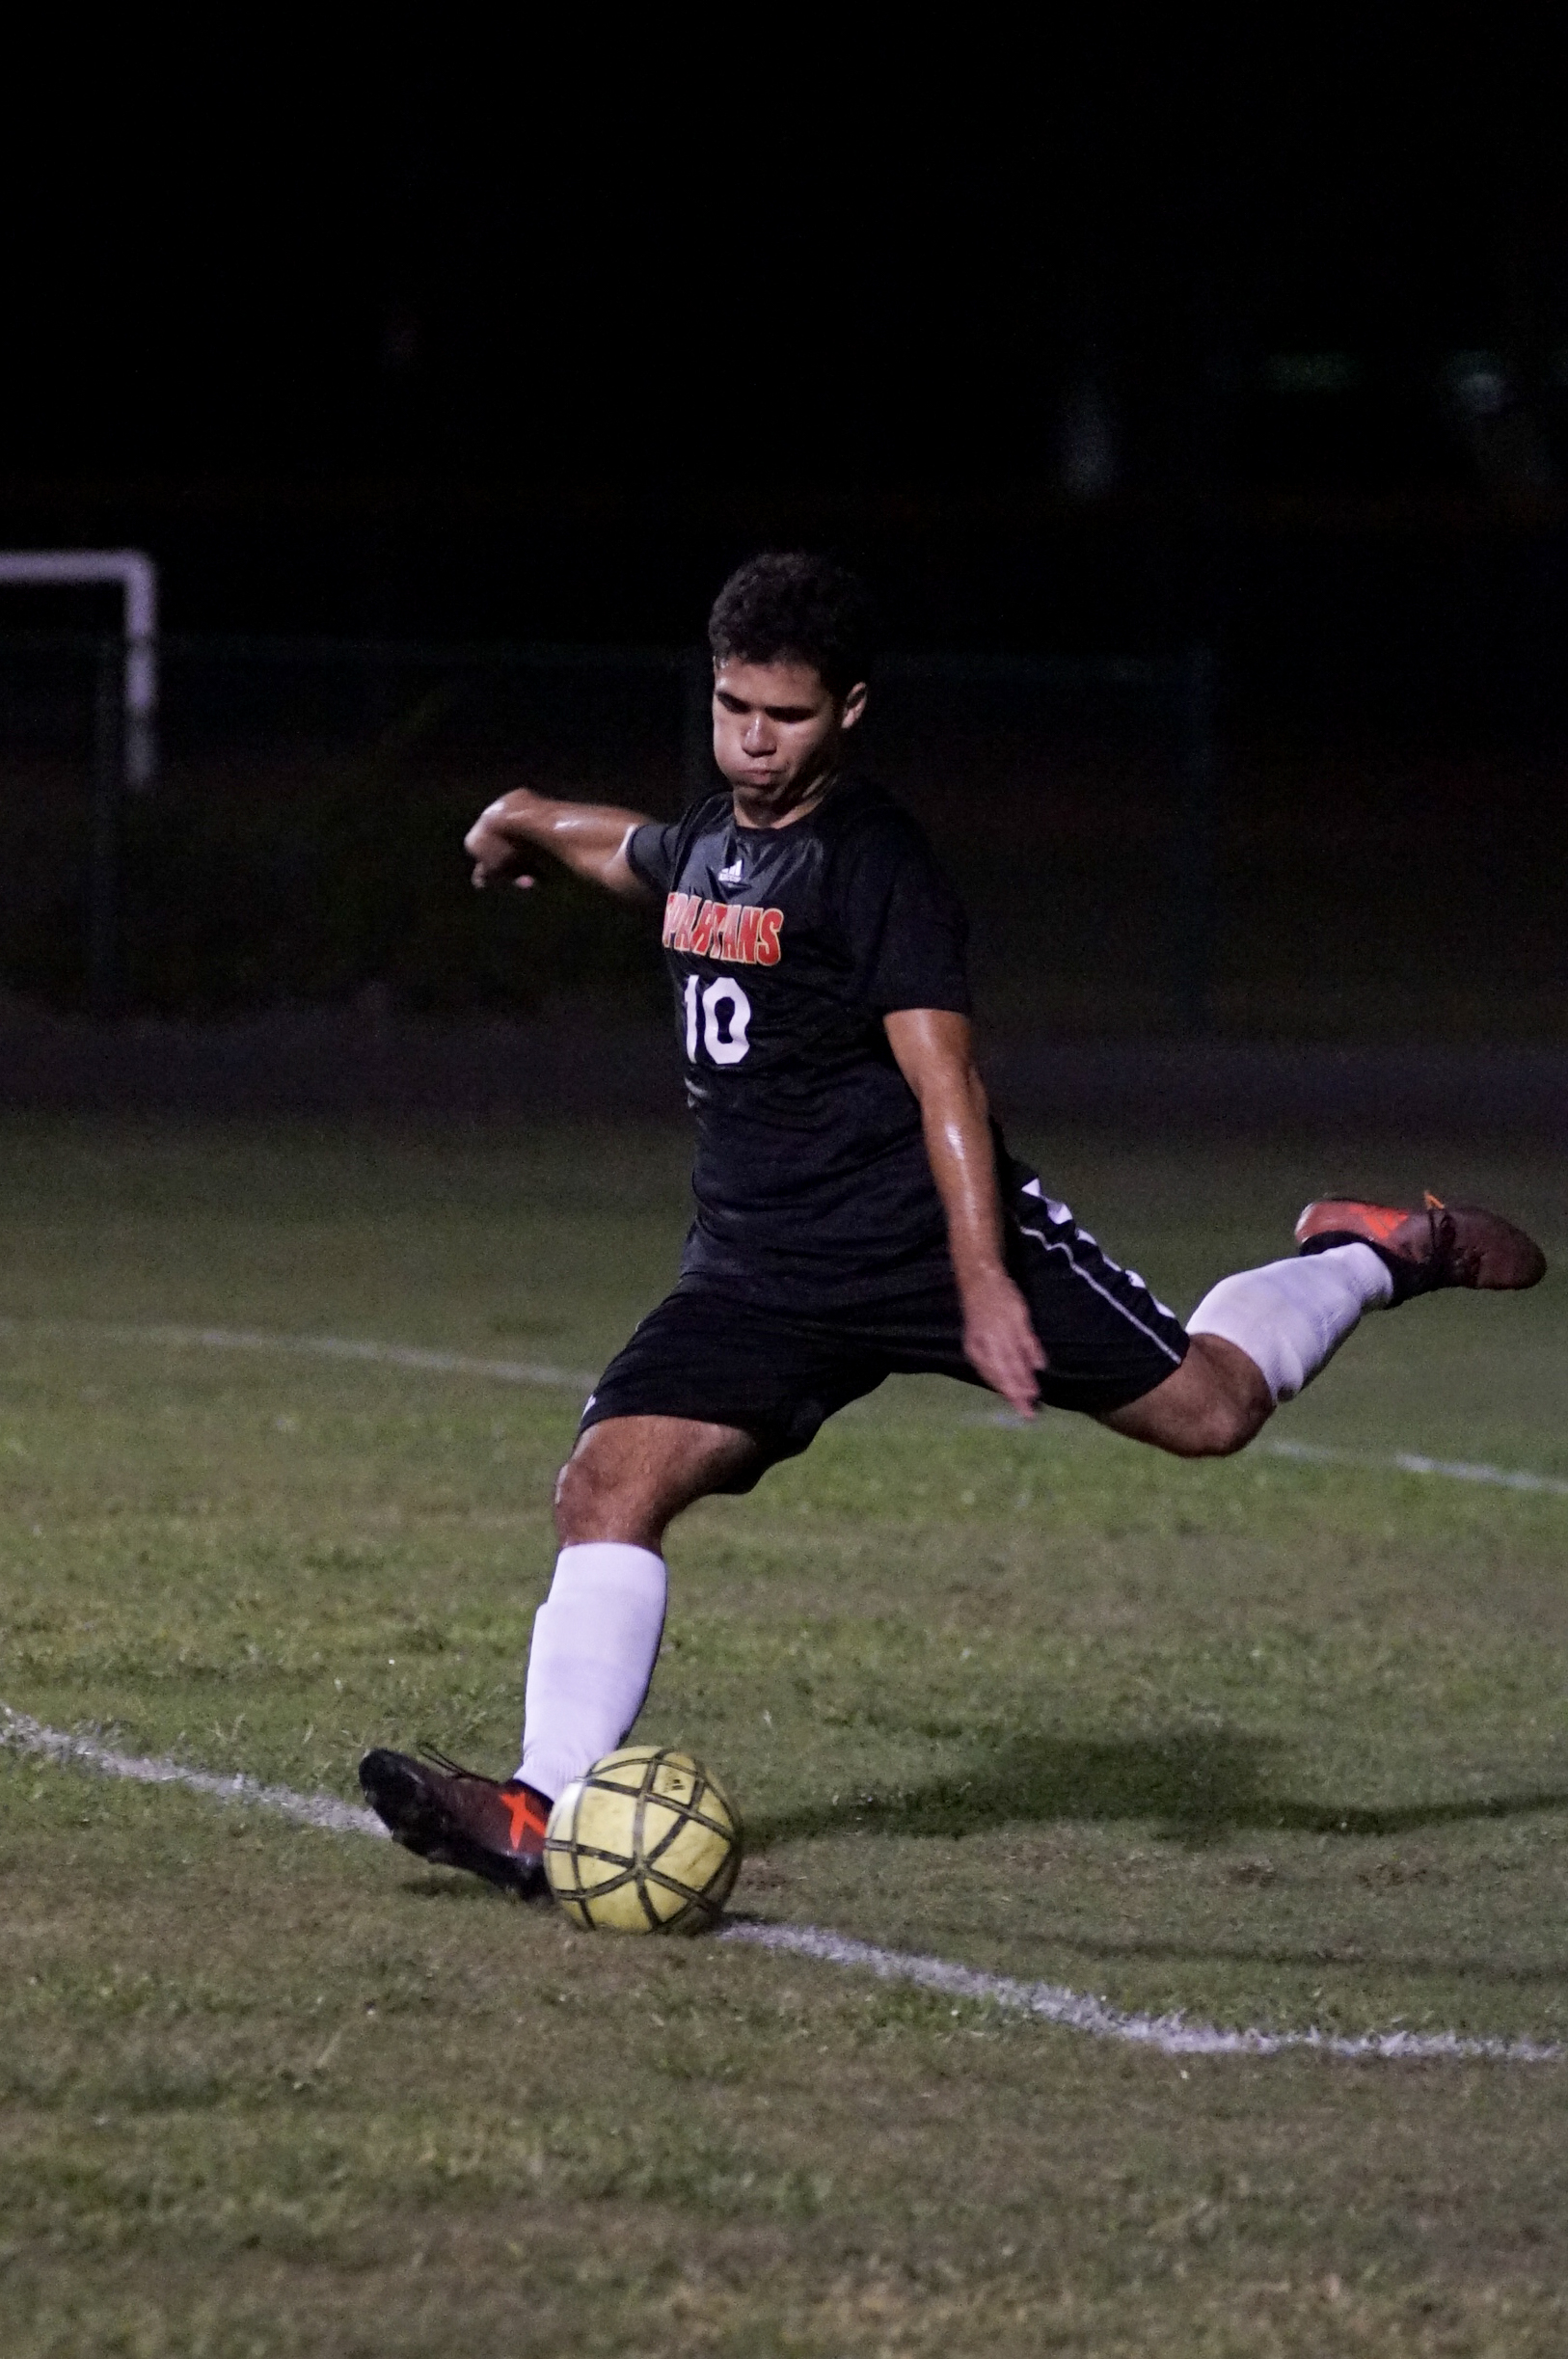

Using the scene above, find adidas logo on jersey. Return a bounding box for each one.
[716,858,743,885]
[662,893,784,965]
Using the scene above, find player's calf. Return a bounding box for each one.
[519,1422,763,1803]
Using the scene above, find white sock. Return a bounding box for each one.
[518,1542,667,1802]
[1187,1242,1392,1404]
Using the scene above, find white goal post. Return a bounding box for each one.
[0,548,158,785]
[0,549,160,1011]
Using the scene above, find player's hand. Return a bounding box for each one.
[960,1268,1047,1418]
[465,800,537,892]
[470,860,536,893]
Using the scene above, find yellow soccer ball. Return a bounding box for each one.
[544,1746,743,1933]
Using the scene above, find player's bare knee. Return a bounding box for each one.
[553,1435,639,1542]
[552,1451,592,1539]
[1119,1342,1272,1458]
[1191,1400,1264,1457]
[1184,1363,1272,1457]
[1174,1337,1270,1453]
[1149,1405,1251,1460]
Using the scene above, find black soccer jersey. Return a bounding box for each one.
[625,775,970,1306]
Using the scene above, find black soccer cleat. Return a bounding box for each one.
[1295,1193,1547,1307]
[359,1747,552,1899]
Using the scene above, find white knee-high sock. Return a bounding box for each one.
[518,1542,667,1801]
[1187,1242,1392,1404]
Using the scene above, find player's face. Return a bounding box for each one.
[711,659,867,823]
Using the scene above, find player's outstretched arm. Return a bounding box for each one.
[464,789,657,902]
[884,1008,1047,1419]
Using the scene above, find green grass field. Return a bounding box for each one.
[3,1113,1568,2356]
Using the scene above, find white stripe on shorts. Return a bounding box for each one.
[1016,1224,1186,1366]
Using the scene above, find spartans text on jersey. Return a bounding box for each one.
[662,895,784,965]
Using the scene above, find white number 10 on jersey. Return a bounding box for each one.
[683,974,752,1066]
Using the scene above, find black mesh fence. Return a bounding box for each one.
[0,635,1212,1031]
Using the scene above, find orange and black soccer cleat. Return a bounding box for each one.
[1294,1192,1546,1305]
[359,1747,552,1897]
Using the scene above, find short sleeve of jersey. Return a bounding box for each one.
[829,806,971,1017]
[625,819,681,894]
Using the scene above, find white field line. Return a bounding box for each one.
[717,1920,1563,2064]
[0,1704,387,1838]
[1262,1438,1568,1498]
[5,1315,1565,2059]
[7,1315,1568,1504]
[980,1405,1568,1500]
[2,1702,1558,2065]
[0,1316,594,1394]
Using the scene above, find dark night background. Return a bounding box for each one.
[2,72,1566,1061]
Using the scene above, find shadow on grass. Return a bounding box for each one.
[397,1871,526,1905]
[747,1728,1568,1851]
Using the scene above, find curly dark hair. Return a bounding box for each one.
[707,553,876,699]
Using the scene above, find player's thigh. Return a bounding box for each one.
[576,1279,886,1498]
[555,1416,762,1545]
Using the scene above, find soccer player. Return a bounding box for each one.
[360,553,1546,1895]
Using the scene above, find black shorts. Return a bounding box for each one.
[579,1167,1189,1491]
